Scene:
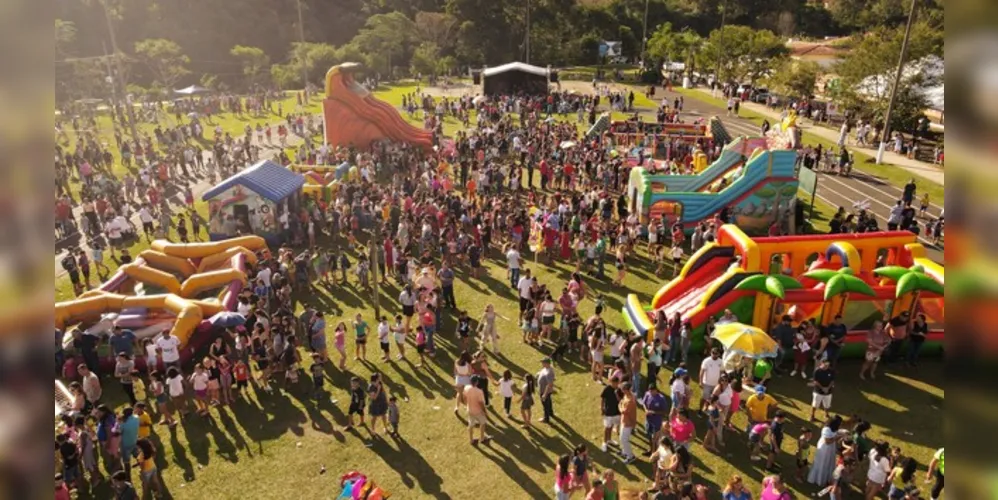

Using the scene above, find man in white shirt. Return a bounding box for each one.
[256,266,272,291]
[699,347,724,412]
[156,332,182,369]
[138,205,155,240]
[506,247,522,288]
[516,270,534,314]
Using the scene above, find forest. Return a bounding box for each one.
[55,0,942,107]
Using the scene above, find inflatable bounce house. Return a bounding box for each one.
[323,62,434,151]
[622,225,944,357]
[625,136,798,234]
[203,160,305,244]
[609,116,731,162]
[338,471,390,500]
[55,236,269,372]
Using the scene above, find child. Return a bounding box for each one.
[233,358,250,395]
[415,326,427,367]
[703,395,722,452]
[669,243,684,278]
[339,252,350,283]
[76,415,101,485]
[204,358,221,406]
[189,363,210,416]
[218,356,234,405]
[353,314,369,361]
[387,396,400,437]
[796,428,814,481]
[310,353,325,399]
[765,411,786,471]
[748,421,770,461]
[791,330,811,378]
[456,310,471,352]
[919,192,930,218]
[377,316,391,361]
[345,376,366,430]
[166,366,187,417]
[392,314,406,360]
[498,369,515,418]
[148,371,173,426]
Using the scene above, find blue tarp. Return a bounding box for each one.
[202,160,305,202]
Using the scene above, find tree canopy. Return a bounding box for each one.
[53,0,943,100]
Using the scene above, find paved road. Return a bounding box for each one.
[653,88,945,264]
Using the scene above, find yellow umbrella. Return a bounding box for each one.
[711,322,779,358]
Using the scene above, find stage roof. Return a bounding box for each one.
[483,62,549,78]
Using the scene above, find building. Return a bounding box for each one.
[202,160,305,244]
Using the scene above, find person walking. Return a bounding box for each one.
[537,357,556,423]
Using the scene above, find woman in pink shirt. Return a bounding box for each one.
[759,475,792,500]
[670,410,697,450]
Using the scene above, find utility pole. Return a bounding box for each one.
[640,0,650,66]
[296,0,310,101]
[876,0,918,164]
[713,0,727,96]
[100,0,139,141]
[525,0,531,64]
[369,217,382,320]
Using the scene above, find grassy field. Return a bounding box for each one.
[72,237,943,500]
[670,88,945,204]
[61,86,943,500]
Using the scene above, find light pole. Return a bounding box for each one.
[296,0,309,100]
[640,0,650,66]
[525,0,531,64]
[713,0,727,96]
[875,0,918,164]
[100,0,139,140]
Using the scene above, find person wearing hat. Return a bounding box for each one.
[537,358,556,423]
[744,384,778,434]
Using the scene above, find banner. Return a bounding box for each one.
[599,41,622,58]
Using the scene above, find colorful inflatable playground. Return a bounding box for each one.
[623,224,945,357]
[323,62,434,151]
[55,236,269,372]
[625,136,798,234]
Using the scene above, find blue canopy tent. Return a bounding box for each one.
[202,160,305,244]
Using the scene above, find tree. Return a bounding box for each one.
[831,22,942,128]
[414,11,459,54]
[803,267,877,318]
[766,60,821,98]
[350,12,417,76]
[55,19,77,57]
[134,38,191,90]
[230,45,270,88]
[437,55,458,76]
[735,274,804,330]
[410,42,441,77]
[648,23,704,78]
[873,264,944,317]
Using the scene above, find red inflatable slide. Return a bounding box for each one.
[323,63,434,151]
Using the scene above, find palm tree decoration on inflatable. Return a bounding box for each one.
[873,264,945,317]
[803,267,877,322]
[735,274,803,330]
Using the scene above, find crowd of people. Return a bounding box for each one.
[55,84,942,500]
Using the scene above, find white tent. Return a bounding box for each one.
[174,85,210,95]
[482,62,549,78]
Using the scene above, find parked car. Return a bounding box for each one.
[750,88,770,103]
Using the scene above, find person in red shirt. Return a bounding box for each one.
[146,186,159,210]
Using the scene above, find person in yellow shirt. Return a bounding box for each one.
[744,385,778,432]
[134,402,153,439]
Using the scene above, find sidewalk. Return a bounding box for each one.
[691,87,945,186]
[54,114,320,280]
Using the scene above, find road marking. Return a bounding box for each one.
[814,182,942,253]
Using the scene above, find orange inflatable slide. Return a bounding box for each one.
[323,63,434,151]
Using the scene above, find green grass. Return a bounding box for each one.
[67,230,943,500]
[670,88,945,204]
[60,90,943,500]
